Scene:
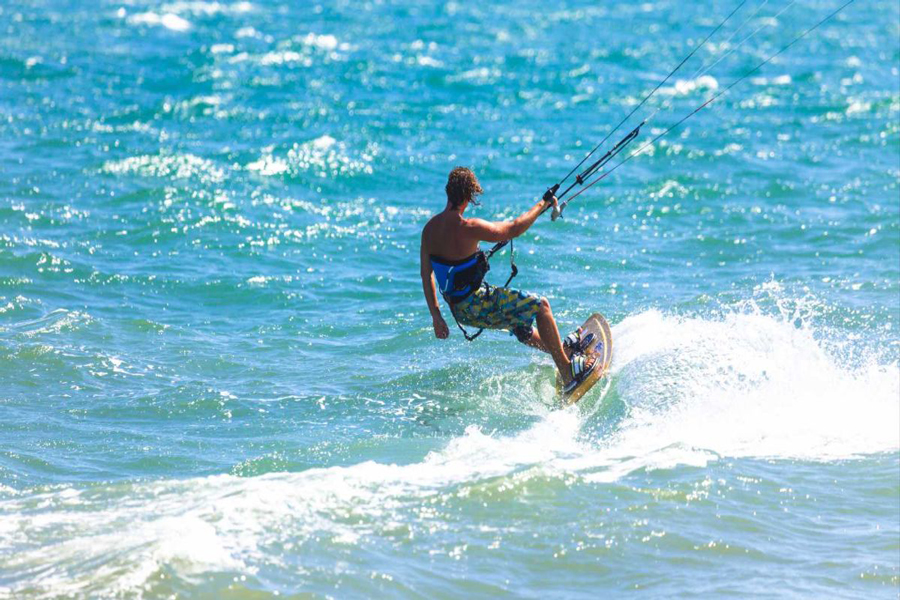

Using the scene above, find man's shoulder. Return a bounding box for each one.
[460,216,496,232]
[421,214,444,253]
[422,213,440,237]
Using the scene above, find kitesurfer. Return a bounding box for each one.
[419,167,596,390]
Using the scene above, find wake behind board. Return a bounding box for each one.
[555,313,613,405]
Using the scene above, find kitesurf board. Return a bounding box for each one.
[555,313,613,405]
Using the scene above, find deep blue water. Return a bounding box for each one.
[0,0,898,597]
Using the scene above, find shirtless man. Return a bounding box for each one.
[419,167,595,391]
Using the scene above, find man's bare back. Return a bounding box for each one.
[420,211,479,263]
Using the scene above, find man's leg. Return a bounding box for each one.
[520,298,572,384]
[525,327,579,357]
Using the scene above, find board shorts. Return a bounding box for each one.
[450,284,542,342]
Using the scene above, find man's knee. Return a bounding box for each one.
[538,297,551,317]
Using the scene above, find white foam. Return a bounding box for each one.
[300,33,340,51]
[15,309,92,337]
[751,74,792,86]
[245,135,374,178]
[2,303,896,595]
[446,67,502,84]
[605,306,899,463]
[259,50,308,66]
[0,413,591,595]
[127,12,192,32]
[161,1,253,16]
[102,153,226,183]
[658,75,718,96]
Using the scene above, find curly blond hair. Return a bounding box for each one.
[445,167,483,208]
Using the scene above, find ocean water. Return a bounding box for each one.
[1,0,898,597]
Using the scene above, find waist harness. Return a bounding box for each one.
[429,250,490,305]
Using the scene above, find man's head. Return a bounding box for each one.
[445,167,483,209]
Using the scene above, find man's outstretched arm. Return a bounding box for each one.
[420,233,449,339]
[464,195,557,243]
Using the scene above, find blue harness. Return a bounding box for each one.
[429,250,489,304]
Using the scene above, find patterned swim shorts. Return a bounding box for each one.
[451,284,542,341]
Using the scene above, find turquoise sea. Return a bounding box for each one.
[1,0,898,597]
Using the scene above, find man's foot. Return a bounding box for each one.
[563,352,597,395]
[563,327,595,357]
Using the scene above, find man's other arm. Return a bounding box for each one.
[420,231,449,339]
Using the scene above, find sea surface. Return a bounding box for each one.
[1,0,898,597]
